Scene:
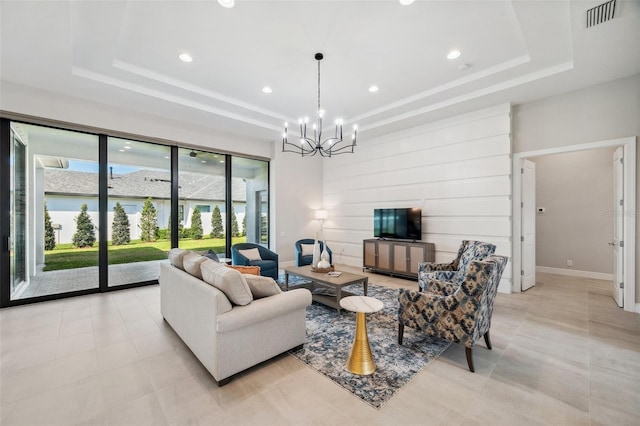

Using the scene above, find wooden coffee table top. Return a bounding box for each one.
[284,265,367,286]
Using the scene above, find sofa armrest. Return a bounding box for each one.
[217,288,311,333]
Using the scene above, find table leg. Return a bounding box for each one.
[285,272,289,291]
[346,312,376,375]
[336,287,342,314]
[363,277,368,296]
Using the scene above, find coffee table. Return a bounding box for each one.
[283,265,368,314]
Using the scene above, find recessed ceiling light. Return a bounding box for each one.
[164,156,170,159]
[124,146,131,150]
[119,149,125,152]
[179,53,193,63]
[219,160,224,163]
[218,0,235,8]
[368,85,379,93]
[201,160,206,163]
[447,50,461,60]
[399,0,415,5]
[262,86,273,94]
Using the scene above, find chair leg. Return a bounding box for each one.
[398,323,404,345]
[465,347,475,373]
[484,331,492,350]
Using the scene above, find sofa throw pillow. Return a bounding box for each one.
[183,252,207,280]
[238,248,262,261]
[168,248,190,270]
[205,249,220,262]
[226,265,261,276]
[201,259,253,306]
[300,244,315,256]
[243,274,282,299]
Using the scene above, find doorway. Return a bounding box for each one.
[512,137,636,312]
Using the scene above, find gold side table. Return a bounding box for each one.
[339,295,384,375]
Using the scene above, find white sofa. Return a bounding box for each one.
[159,252,311,386]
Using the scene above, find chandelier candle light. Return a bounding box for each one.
[282,53,357,157]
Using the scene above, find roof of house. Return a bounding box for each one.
[44,169,247,202]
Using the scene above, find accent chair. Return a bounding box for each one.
[398,254,508,372]
[294,239,333,267]
[231,243,279,280]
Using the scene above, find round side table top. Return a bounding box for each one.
[339,295,383,314]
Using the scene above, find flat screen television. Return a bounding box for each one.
[373,208,422,240]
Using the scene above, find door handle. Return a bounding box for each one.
[608,241,616,246]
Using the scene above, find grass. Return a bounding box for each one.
[43,237,247,271]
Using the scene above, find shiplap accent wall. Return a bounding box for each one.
[322,104,513,292]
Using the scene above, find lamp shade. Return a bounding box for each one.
[315,209,328,220]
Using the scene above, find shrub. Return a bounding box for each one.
[231,205,239,237]
[210,205,224,238]
[44,202,56,251]
[111,202,131,245]
[140,198,157,242]
[156,228,170,240]
[72,203,96,248]
[190,206,203,240]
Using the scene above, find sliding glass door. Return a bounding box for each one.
[0,118,270,307]
[5,122,100,301]
[107,138,171,287]
[232,157,269,246]
[177,148,229,257]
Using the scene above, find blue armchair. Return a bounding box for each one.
[231,243,279,280]
[294,239,332,267]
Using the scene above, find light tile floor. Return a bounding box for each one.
[1,267,639,425]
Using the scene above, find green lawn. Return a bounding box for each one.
[43,237,247,271]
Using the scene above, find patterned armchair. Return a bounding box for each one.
[294,239,332,267]
[418,240,496,293]
[398,254,508,372]
[231,243,279,280]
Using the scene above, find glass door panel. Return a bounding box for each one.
[107,138,171,287]
[9,128,26,298]
[231,157,269,246]
[177,148,227,258]
[10,123,99,300]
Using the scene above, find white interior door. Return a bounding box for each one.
[521,159,536,291]
[611,147,624,307]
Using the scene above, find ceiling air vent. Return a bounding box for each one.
[587,0,616,28]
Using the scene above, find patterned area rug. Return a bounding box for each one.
[280,279,451,409]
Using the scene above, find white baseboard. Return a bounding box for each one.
[536,266,613,281]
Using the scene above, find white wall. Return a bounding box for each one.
[0,81,271,159]
[271,145,325,265]
[321,104,513,292]
[533,148,615,275]
[513,73,639,304]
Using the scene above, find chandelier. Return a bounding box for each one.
[282,53,357,157]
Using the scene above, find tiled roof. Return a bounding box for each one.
[44,169,246,202]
